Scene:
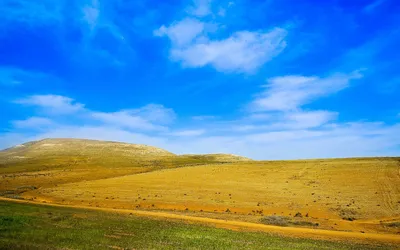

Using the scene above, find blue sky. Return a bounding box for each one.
[0,0,399,159]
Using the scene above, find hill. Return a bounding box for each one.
[0,138,253,172]
[0,138,174,168]
[0,138,252,191]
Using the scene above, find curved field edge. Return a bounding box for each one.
[0,199,395,250]
[1,197,399,248]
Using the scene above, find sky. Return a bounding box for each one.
[0,0,399,160]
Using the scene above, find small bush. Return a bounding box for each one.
[291,221,319,227]
[16,186,37,191]
[382,222,400,228]
[260,216,289,226]
[294,212,302,218]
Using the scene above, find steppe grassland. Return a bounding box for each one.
[28,158,400,233]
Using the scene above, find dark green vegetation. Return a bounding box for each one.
[0,201,393,250]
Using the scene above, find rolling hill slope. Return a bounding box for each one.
[0,138,252,172]
[0,138,252,191]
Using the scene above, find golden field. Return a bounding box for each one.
[1,138,399,244]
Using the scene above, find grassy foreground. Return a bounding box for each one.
[0,201,392,250]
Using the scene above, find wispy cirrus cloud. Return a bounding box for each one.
[13,94,175,132]
[192,115,216,121]
[15,95,85,115]
[12,117,55,129]
[0,67,54,86]
[90,104,176,132]
[249,71,363,112]
[90,111,168,131]
[129,104,176,124]
[167,129,205,137]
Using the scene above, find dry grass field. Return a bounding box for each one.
[1,138,399,247]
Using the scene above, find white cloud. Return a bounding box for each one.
[188,0,212,17]
[250,72,363,112]
[0,67,55,86]
[91,111,168,131]
[12,117,55,129]
[246,113,271,121]
[82,0,100,30]
[15,95,85,114]
[154,18,205,47]
[192,115,216,120]
[226,110,336,132]
[128,104,176,124]
[168,129,205,137]
[170,28,287,73]
[283,110,338,129]
[155,1,287,73]
[230,125,260,132]
[13,95,174,132]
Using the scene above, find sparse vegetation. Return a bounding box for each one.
[260,216,320,228]
[294,212,303,218]
[382,222,400,228]
[290,221,319,227]
[260,215,290,226]
[342,217,356,221]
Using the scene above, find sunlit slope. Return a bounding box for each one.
[0,138,253,191]
[0,138,175,172]
[0,138,253,173]
[37,158,400,221]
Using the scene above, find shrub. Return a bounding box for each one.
[382,222,400,228]
[260,216,289,226]
[294,212,302,218]
[291,221,319,227]
[342,217,356,221]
